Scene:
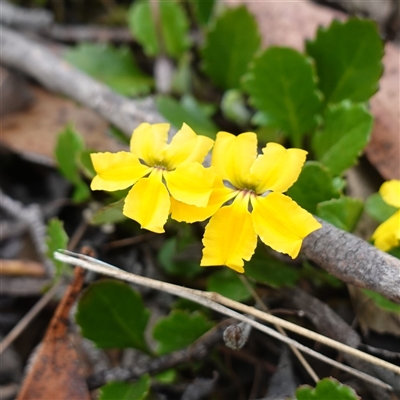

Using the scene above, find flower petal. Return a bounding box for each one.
[163,123,214,169]
[90,152,151,191]
[372,210,400,251]
[170,177,236,223]
[251,143,307,194]
[380,180,400,208]
[123,170,170,233]
[212,131,258,189]
[165,163,216,207]
[201,193,257,273]
[251,192,321,258]
[130,123,170,166]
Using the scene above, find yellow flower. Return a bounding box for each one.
[171,132,321,272]
[372,180,400,251]
[90,123,215,233]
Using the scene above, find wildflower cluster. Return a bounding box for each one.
[91,123,321,272]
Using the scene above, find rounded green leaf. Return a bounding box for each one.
[55,125,90,202]
[153,310,214,355]
[312,101,373,176]
[286,161,341,214]
[76,280,150,353]
[191,0,215,26]
[365,192,397,223]
[128,0,190,59]
[316,197,364,232]
[306,18,383,104]
[91,198,126,225]
[99,375,150,400]
[202,6,260,90]
[245,47,321,146]
[207,269,252,302]
[46,218,69,276]
[296,377,360,400]
[157,237,202,278]
[128,1,158,56]
[64,43,153,96]
[156,95,218,138]
[245,247,300,288]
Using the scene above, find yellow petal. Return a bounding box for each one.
[165,163,216,207]
[251,192,321,258]
[123,169,170,233]
[201,193,257,273]
[90,152,151,191]
[163,123,214,169]
[380,180,400,208]
[130,123,170,166]
[372,210,400,251]
[170,177,236,222]
[251,143,307,194]
[211,131,258,189]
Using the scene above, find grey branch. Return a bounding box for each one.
[0,25,165,135]
[0,0,53,29]
[302,218,400,304]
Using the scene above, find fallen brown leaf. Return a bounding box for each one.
[0,85,127,165]
[16,267,90,400]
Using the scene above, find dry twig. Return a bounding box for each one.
[54,251,400,390]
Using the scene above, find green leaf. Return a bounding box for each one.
[389,246,400,259]
[245,47,321,147]
[362,289,400,313]
[128,0,190,59]
[171,53,193,95]
[365,192,397,223]
[99,375,150,400]
[306,18,383,105]
[245,247,300,288]
[301,261,343,288]
[191,0,215,26]
[207,269,252,302]
[55,125,90,202]
[64,43,153,96]
[286,161,341,214]
[46,218,69,276]
[312,101,373,176]
[79,149,96,179]
[296,377,360,400]
[317,197,364,232]
[157,237,202,278]
[172,298,208,314]
[128,1,158,56]
[154,369,177,384]
[91,199,126,225]
[156,95,218,138]
[202,6,260,89]
[153,310,214,355]
[221,89,251,126]
[76,280,151,353]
